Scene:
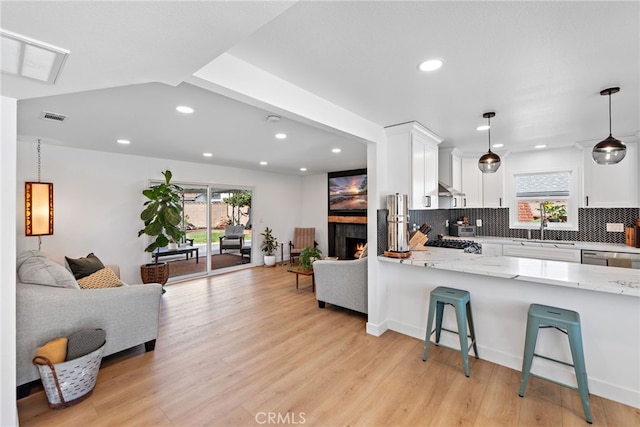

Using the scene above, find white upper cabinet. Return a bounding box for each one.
[461,157,482,207]
[582,141,638,207]
[460,156,504,208]
[482,165,505,207]
[386,122,442,210]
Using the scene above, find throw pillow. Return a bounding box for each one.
[66,329,106,360]
[17,251,80,289]
[65,253,105,280]
[34,337,68,365]
[77,267,123,289]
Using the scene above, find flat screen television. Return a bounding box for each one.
[328,169,367,216]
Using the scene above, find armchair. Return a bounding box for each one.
[313,257,368,314]
[219,225,245,254]
[289,227,317,264]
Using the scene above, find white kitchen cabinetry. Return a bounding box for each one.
[482,165,505,207]
[461,157,482,208]
[386,122,442,210]
[460,156,504,208]
[583,141,638,207]
[439,148,463,208]
[502,244,581,263]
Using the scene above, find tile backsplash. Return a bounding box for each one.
[377,207,639,254]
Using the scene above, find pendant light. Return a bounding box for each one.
[478,112,501,173]
[592,87,626,165]
[25,139,54,250]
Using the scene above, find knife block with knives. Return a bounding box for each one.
[409,224,431,251]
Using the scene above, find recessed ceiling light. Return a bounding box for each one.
[260,161,268,166]
[203,152,213,157]
[176,105,194,114]
[418,58,444,72]
[300,167,307,172]
[332,148,341,153]
[535,144,547,149]
[275,133,287,139]
[116,139,130,145]
[492,143,504,148]
[477,125,490,131]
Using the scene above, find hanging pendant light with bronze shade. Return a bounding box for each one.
[478,112,501,173]
[592,87,626,165]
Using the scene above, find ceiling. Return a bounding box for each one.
[3,1,639,174]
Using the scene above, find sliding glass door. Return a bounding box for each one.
[151,180,253,281]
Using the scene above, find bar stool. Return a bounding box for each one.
[422,286,478,377]
[518,303,592,424]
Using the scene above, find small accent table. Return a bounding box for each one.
[240,245,251,263]
[153,246,199,264]
[287,267,315,292]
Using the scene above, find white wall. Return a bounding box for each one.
[300,173,328,256]
[1,97,18,427]
[16,142,305,283]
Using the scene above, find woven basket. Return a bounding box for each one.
[140,262,169,284]
[33,344,105,409]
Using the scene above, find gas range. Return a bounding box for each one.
[424,239,482,254]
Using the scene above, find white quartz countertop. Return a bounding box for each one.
[471,236,640,254]
[378,248,640,297]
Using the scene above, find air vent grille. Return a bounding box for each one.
[39,111,67,122]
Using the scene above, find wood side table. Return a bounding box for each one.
[287,267,315,292]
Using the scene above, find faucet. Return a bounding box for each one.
[539,202,548,240]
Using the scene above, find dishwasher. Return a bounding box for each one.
[581,250,640,269]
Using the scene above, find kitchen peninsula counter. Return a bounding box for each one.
[375,248,640,408]
[378,248,640,297]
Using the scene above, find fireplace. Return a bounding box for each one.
[346,237,367,259]
[329,220,367,259]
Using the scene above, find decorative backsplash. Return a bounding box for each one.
[377,207,639,254]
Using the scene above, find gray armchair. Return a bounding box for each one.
[219,225,245,254]
[313,257,368,314]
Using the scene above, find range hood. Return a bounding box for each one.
[438,182,465,197]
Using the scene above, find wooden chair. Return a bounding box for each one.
[289,227,318,264]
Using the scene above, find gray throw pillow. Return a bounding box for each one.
[65,253,105,280]
[17,251,80,289]
[66,329,106,360]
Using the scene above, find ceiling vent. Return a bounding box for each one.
[39,111,67,123]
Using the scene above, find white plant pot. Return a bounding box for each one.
[168,242,178,250]
[264,255,276,266]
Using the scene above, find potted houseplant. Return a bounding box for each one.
[138,170,185,284]
[299,246,322,270]
[260,226,278,267]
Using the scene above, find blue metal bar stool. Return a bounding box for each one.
[518,303,592,424]
[422,286,478,377]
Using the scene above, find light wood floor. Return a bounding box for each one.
[18,265,640,426]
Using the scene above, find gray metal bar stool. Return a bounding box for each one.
[518,303,592,424]
[422,286,478,377]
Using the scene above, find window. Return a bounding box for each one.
[510,171,577,230]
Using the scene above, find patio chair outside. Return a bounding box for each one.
[219,225,245,254]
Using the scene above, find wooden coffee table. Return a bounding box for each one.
[287,267,315,292]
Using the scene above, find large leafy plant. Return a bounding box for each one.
[260,227,278,256]
[138,170,185,252]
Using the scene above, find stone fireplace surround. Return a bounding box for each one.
[328,216,367,259]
